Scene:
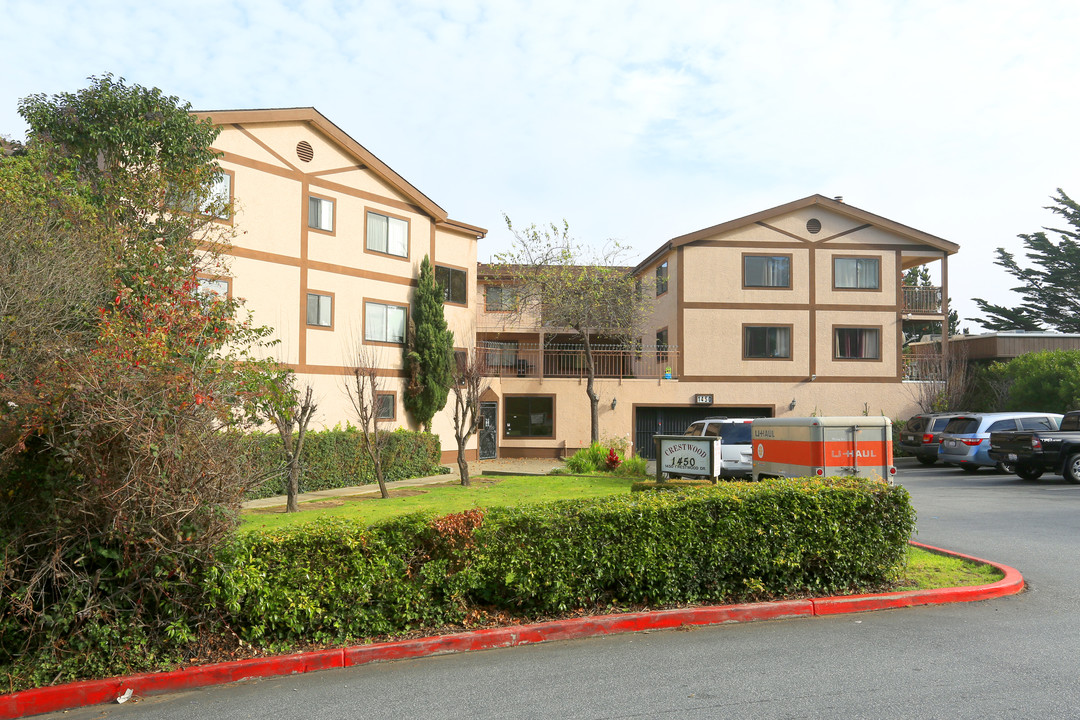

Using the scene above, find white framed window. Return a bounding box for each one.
[306,292,333,328]
[365,301,407,343]
[834,257,880,289]
[366,211,409,257]
[197,277,230,297]
[308,196,334,232]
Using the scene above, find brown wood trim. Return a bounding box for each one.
[225,245,301,267]
[678,375,900,384]
[299,180,309,367]
[362,297,410,346]
[756,221,808,243]
[895,250,904,381]
[809,246,817,377]
[307,259,418,287]
[694,239,936,253]
[304,289,335,331]
[233,124,299,172]
[831,254,882,291]
[683,302,897,312]
[306,191,337,237]
[832,324,884,362]
[814,223,873,244]
[429,224,436,267]
[501,393,557,440]
[363,207,412,262]
[676,247,684,378]
[741,323,794,360]
[741,252,794,290]
[310,165,366,177]
[437,219,488,238]
[312,176,425,217]
[287,363,408,378]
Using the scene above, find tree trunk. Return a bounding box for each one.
[286,457,300,513]
[374,462,389,499]
[457,442,470,487]
[582,332,600,443]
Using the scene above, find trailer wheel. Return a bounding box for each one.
[1016,464,1044,481]
[1064,454,1080,484]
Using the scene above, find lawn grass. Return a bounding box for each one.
[240,473,633,533]
[898,545,1004,590]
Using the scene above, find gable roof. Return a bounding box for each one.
[191,107,486,237]
[633,194,958,273]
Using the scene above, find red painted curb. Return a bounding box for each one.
[0,543,1023,719]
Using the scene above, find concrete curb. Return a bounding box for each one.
[0,542,1024,719]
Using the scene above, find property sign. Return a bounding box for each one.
[654,435,720,480]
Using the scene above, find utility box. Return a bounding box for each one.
[751,416,895,482]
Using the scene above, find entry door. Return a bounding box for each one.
[479,402,498,459]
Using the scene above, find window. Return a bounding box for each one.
[485,285,517,312]
[743,255,791,288]
[505,396,554,437]
[181,170,231,219]
[366,211,409,257]
[197,277,230,297]
[655,261,669,296]
[834,327,880,359]
[744,326,791,359]
[365,301,406,343]
[375,393,396,420]
[306,292,333,328]
[308,195,334,232]
[1020,416,1057,431]
[834,257,880,289]
[656,328,669,363]
[435,265,468,305]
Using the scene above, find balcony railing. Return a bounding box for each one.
[477,342,678,380]
[903,353,945,381]
[902,285,943,314]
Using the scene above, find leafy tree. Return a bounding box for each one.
[404,255,455,432]
[0,76,276,683]
[973,189,1080,331]
[991,350,1080,414]
[493,217,651,443]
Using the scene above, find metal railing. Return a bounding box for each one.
[903,353,945,381]
[477,342,679,380]
[902,286,943,314]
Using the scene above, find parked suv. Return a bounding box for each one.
[682,417,754,478]
[938,412,1063,472]
[899,412,969,465]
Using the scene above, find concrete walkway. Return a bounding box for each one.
[242,457,565,509]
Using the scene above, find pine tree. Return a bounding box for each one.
[404,256,455,432]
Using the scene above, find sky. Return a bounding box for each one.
[4,0,1080,330]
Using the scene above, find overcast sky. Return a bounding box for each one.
[4,0,1080,329]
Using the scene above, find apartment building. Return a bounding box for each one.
[477,195,958,459]
[194,108,486,462]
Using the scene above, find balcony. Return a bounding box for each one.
[903,353,945,381]
[902,285,943,315]
[477,342,678,380]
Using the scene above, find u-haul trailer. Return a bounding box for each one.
[751,416,895,481]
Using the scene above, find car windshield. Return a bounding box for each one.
[719,423,752,443]
[943,417,980,434]
[1061,415,1080,432]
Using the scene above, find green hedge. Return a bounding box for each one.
[217,477,915,643]
[243,427,444,499]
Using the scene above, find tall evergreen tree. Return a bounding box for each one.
[973,189,1080,332]
[404,255,455,432]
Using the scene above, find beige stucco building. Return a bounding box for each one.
[196,108,958,463]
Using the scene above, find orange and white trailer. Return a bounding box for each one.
[751,416,895,481]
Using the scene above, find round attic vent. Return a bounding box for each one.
[296,141,314,163]
[806,218,822,234]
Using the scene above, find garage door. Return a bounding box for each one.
[634,406,773,459]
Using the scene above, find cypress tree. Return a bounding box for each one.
[404,255,455,432]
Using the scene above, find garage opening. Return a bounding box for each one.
[634,406,773,459]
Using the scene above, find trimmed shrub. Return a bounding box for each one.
[243,426,442,499]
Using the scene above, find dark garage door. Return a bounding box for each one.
[634,406,773,459]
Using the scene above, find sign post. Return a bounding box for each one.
[653,435,722,483]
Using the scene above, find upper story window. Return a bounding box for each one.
[181,170,232,219]
[743,254,791,288]
[306,292,333,328]
[308,195,334,233]
[744,326,791,359]
[435,265,468,305]
[196,277,230,297]
[485,285,517,312]
[834,327,880,360]
[834,257,880,289]
[304,291,332,328]
[655,261,669,296]
[365,301,407,344]
[366,211,409,258]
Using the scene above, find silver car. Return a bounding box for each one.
[682,418,754,478]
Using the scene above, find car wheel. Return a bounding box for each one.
[995,461,1017,474]
[1064,454,1080,484]
[1017,464,1044,481]
[917,456,937,466]
[960,464,980,473]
